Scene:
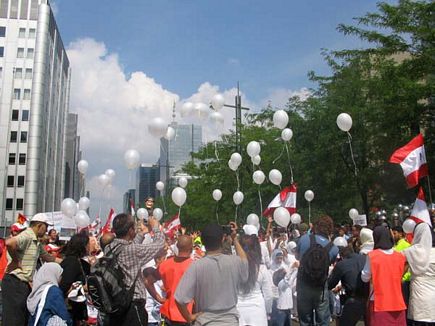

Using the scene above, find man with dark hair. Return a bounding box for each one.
[392,226,411,251]
[106,213,165,326]
[328,246,368,325]
[175,223,248,325]
[2,213,61,325]
[296,215,339,326]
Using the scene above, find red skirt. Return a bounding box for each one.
[368,301,406,326]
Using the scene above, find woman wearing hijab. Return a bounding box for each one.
[403,221,435,324]
[361,226,406,325]
[359,227,374,255]
[27,263,72,326]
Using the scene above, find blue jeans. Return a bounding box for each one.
[270,300,292,326]
[296,280,330,326]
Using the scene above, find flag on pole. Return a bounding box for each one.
[164,214,181,238]
[389,134,428,188]
[410,187,432,226]
[263,184,297,217]
[101,208,115,234]
[130,198,136,217]
[17,213,28,225]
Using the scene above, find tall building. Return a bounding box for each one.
[64,113,82,201]
[136,163,158,206]
[0,0,71,228]
[159,122,202,186]
[123,188,135,214]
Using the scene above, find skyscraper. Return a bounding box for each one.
[0,0,71,228]
[159,122,202,186]
[136,163,159,206]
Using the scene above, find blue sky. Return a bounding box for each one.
[51,0,389,215]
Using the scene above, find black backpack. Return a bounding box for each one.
[299,234,334,287]
[87,243,137,316]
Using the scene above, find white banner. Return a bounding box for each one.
[43,211,77,240]
[353,214,367,226]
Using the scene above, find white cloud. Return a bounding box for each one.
[261,87,311,109]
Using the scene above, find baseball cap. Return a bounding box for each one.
[31,213,53,226]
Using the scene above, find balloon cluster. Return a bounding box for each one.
[61,197,91,228]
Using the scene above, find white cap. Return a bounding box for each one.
[243,224,258,236]
[31,213,53,226]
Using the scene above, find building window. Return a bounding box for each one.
[13,88,20,99]
[0,47,4,57]
[10,131,17,142]
[26,48,34,59]
[14,68,22,78]
[25,68,32,79]
[22,110,29,121]
[19,28,25,38]
[17,48,24,58]
[12,109,19,121]
[9,153,16,164]
[5,198,13,210]
[17,176,24,187]
[19,153,26,165]
[7,176,14,187]
[20,131,27,143]
[0,26,5,37]
[29,28,36,38]
[23,89,31,100]
[16,198,23,210]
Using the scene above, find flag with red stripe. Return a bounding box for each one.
[389,134,428,188]
[164,214,181,238]
[410,187,432,226]
[101,208,115,234]
[263,184,297,217]
[130,198,136,217]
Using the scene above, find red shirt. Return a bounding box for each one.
[159,256,193,322]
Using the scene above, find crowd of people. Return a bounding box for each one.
[0,205,434,326]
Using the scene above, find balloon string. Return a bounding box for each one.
[272,145,285,165]
[236,170,240,190]
[216,202,220,224]
[347,132,358,176]
[178,206,181,221]
[161,193,167,215]
[308,201,311,225]
[285,143,294,184]
[235,205,238,224]
[214,141,220,161]
[204,130,209,171]
[258,187,263,217]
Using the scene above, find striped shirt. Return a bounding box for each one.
[7,228,50,283]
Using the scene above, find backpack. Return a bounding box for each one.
[87,243,137,316]
[299,234,333,287]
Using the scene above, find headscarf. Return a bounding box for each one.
[403,222,432,275]
[373,226,394,250]
[270,249,285,271]
[359,227,374,255]
[27,263,63,315]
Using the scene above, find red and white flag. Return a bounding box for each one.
[410,187,432,226]
[263,184,297,217]
[130,198,136,217]
[389,134,428,188]
[101,208,115,235]
[164,214,181,238]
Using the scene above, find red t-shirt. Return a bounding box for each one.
[158,256,194,322]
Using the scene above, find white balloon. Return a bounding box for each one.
[137,208,149,220]
[228,159,238,171]
[402,219,416,234]
[233,191,244,205]
[77,160,88,175]
[304,190,314,202]
[211,94,225,110]
[246,141,261,158]
[291,213,301,224]
[253,170,266,185]
[194,103,209,121]
[180,102,194,117]
[251,155,261,166]
[281,128,293,141]
[243,224,258,236]
[274,207,291,227]
[105,169,116,181]
[61,198,77,218]
[156,181,165,192]
[74,210,90,228]
[152,208,163,221]
[333,237,348,248]
[269,169,282,186]
[230,152,242,166]
[273,110,289,129]
[336,113,353,132]
[148,117,168,138]
[164,126,176,141]
[124,149,140,170]
[349,208,359,220]
[210,111,224,129]
[212,189,222,201]
[172,187,187,207]
[178,177,188,188]
[98,174,110,188]
[247,213,259,226]
[78,197,90,210]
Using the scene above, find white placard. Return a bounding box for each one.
[353,214,367,226]
[44,211,77,240]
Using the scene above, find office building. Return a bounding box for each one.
[136,163,158,205]
[64,113,83,201]
[123,188,135,214]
